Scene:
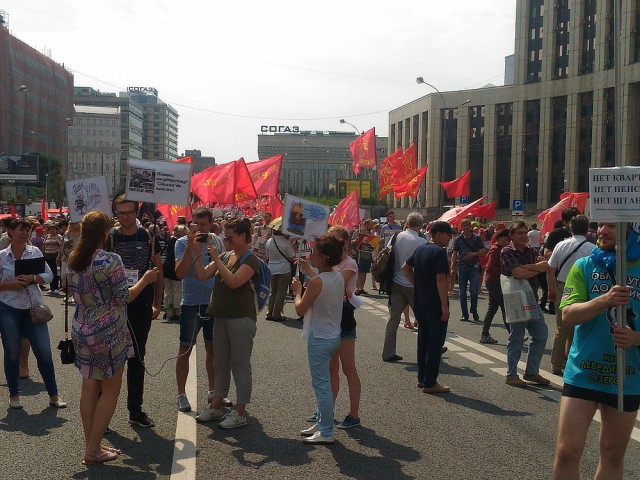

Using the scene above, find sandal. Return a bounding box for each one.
[403,322,414,330]
[101,445,122,455]
[82,449,119,465]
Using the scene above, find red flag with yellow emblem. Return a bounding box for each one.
[394,165,428,199]
[392,143,417,193]
[328,190,360,231]
[157,204,192,229]
[378,148,402,199]
[246,154,283,197]
[350,128,377,175]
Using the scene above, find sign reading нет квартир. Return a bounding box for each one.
[589,166,640,221]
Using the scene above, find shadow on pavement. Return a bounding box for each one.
[439,392,533,417]
[332,426,420,479]
[0,405,67,436]
[206,419,313,469]
[403,360,484,378]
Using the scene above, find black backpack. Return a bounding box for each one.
[371,232,400,295]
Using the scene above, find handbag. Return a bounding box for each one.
[27,285,53,324]
[58,284,75,365]
[500,274,539,324]
[341,289,357,332]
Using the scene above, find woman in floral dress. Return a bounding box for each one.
[67,211,158,465]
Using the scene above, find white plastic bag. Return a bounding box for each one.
[500,274,538,324]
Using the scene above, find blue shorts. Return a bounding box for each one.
[357,257,372,273]
[340,327,357,340]
[179,304,213,346]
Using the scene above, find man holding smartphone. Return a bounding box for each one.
[174,207,226,412]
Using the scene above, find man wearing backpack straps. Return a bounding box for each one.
[547,215,595,376]
[382,212,426,362]
[112,195,163,428]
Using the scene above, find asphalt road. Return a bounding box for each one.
[1,286,640,479]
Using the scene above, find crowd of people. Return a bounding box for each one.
[0,202,639,476]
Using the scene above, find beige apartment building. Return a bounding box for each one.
[389,0,640,215]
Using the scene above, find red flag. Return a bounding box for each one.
[378,148,402,199]
[392,143,417,192]
[350,128,377,175]
[174,156,192,164]
[472,201,496,220]
[233,158,258,204]
[157,204,192,230]
[560,191,589,213]
[41,198,48,222]
[246,154,283,197]
[439,170,471,198]
[9,205,16,218]
[394,165,428,199]
[329,190,360,231]
[437,196,487,229]
[264,196,284,218]
[539,195,575,240]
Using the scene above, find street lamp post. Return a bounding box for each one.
[416,77,470,214]
[525,182,530,213]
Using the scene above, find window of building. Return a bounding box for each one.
[578,92,593,191]
[553,0,570,80]
[526,0,544,83]
[550,96,568,200]
[468,105,485,199]
[524,100,540,205]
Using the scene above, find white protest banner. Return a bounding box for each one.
[589,166,640,221]
[281,194,330,241]
[66,176,112,222]
[126,158,192,206]
[252,237,268,262]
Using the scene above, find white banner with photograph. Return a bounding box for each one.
[65,176,112,222]
[281,194,330,241]
[125,158,192,206]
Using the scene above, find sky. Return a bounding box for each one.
[3,0,517,164]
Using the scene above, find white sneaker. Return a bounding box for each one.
[218,409,247,429]
[302,431,334,444]
[196,407,228,423]
[176,393,191,412]
[300,424,319,437]
[207,390,233,407]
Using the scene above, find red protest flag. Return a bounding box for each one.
[350,128,377,175]
[174,155,192,164]
[191,162,236,204]
[233,158,258,204]
[560,191,589,213]
[437,196,487,229]
[9,204,16,218]
[157,204,192,230]
[392,143,417,192]
[378,148,402,199]
[539,195,574,240]
[41,198,48,222]
[395,165,428,199]
[329,190,360,231]
[438,170,471,198]
[246,154,283,197]
[472,201,496,220]
[265,195,284,218]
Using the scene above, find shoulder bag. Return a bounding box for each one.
[28,284,53,324]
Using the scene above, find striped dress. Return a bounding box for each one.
[67,249,133,379]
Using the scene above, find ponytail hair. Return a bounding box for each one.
[68,211,112,271]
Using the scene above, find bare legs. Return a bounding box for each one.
[329,338,361,419]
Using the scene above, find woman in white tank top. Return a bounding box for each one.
[291,235,344,445]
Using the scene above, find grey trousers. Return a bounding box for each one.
[212,316,257,404]
[382,282,415,360]
[267,272,291,319]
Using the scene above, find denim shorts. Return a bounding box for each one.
[357,258,372,273]
[340,327,357,340]
[179,304,213,346]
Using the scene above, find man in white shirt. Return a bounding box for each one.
[547,215,596,375]
[527,223,541,251]
[382,212,426,362]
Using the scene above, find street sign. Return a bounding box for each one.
[512,199,524,211]
[459,196,469,205]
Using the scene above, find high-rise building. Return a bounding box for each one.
[125,88,179,161]
[389,0,640,215]
[74,87,144,191]
[0,10,74,201]
[68,105,121,195]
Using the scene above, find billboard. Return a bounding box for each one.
[0,155,39,182]
[337,179,371,199]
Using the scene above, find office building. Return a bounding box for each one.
[68,105,121,195]
[0,10,74,200]
[389,0,640,215]
[258,130,388,199]
[184,149,216,174]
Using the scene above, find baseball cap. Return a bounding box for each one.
[35,226,44,235]
[430,221,454,235]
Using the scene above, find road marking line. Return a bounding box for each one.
[170,346,198,480]
[445,343,466,352]
[457,352,494,364]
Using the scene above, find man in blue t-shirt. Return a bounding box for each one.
[553,222,640,479]
[174,206,225,413]
[403,221,453,394]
